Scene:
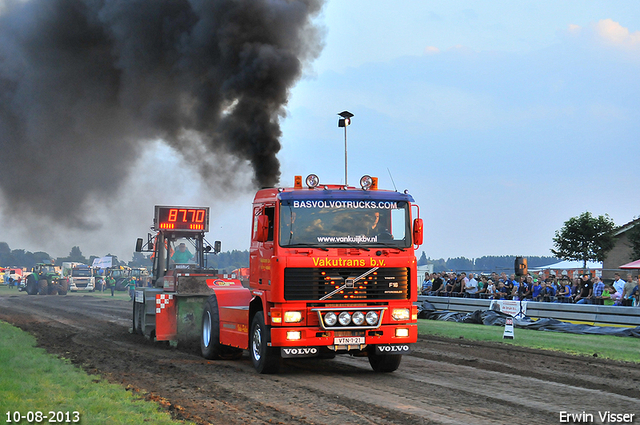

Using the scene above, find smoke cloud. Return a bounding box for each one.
[0,0,325,228]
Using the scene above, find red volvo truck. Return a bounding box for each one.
[133,174,423,373]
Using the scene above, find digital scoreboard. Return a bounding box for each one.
[153,206,210,232]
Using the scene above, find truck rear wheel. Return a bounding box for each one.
[368,349,402,373]
[250,311,280,374]
[132,299,143,334]
[201,296,224,359]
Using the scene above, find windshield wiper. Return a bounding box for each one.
[331,242,371,251]
[374,243,405,252]
[284,243,329,252]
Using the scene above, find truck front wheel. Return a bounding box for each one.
[368,349,402,373]
[250,312,280,374]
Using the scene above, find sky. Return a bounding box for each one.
[1,0,639,263]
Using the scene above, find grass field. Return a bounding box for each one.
[418,319,640,363]
[0,321,193,425]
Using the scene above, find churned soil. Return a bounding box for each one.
[0,293,638,425]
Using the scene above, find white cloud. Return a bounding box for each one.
[424,46,440,55]
[568,19,640,52]
[593,19,640,49]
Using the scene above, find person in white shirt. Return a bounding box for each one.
[613,272,626,296]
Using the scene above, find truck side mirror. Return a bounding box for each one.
[256,215,270,242]
[135,238,143,252]
[214,241,221,254]
[412,218,424,246]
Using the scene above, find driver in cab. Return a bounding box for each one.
[172,242,194,264]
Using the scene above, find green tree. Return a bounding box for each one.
[551,212,616,268]
[417,251,428,266]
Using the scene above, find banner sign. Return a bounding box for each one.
[490,300,527,318]
[92,256,113,269]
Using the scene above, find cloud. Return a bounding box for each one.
[424,46,440,55]
[593,19,640,49]
[566,19,640,52]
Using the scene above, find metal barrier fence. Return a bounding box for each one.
[418,295,640,327]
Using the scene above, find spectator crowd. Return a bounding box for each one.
[421,271,639,306]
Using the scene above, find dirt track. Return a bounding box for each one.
[1,293,638,425]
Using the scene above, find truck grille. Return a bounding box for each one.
[284,267,410,301]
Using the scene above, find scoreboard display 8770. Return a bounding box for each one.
[153,206,210,232]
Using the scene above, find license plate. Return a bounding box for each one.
[334,337,365,345]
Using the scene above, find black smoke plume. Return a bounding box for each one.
[0,0,325,228]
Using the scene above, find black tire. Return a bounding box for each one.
[26,275,38,295]
[201,295,224,359]
[249,311,280,374]
[38,279,49,295]
[132,299,143,335]
[58,280,68,295]
[368,349,402,373]
[49,284,60,295]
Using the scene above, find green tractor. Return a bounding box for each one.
[25,263,68,295]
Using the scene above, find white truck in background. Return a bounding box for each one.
[61,262,95,292]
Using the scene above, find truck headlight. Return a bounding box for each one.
[352,311,365,325]
[286,331,301,341]
[395,328,410,337]
[338,311,351,326]
[284,311,303,323]
[365,311,379,325]
[391,308,410,321]
[324,312,337,326]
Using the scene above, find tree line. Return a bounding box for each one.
[417,253,560,273]
[0,242,249,274]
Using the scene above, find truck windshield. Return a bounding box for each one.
[72,269,91,277]
[279,199,410,249]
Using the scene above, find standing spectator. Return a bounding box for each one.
[570,278,581,302]
[601,285,615,306]
[444,274,454,296]
[512,275,525,300]
[592,276,605,305]
[126,277,137,301]
[612,272,626,297]
[542,279,556,302]
[464,273,478,298]
[451,274,463,296]
[421,274,433,295]
[485,279,496,299]
[108,275,116,296]
[430,273,445,295]
[622,275,636,306]
[575,274,593,304]
[478,275,488,297]
[496,281,510,300]
[531,279,543,301]
[556,276,572,303]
